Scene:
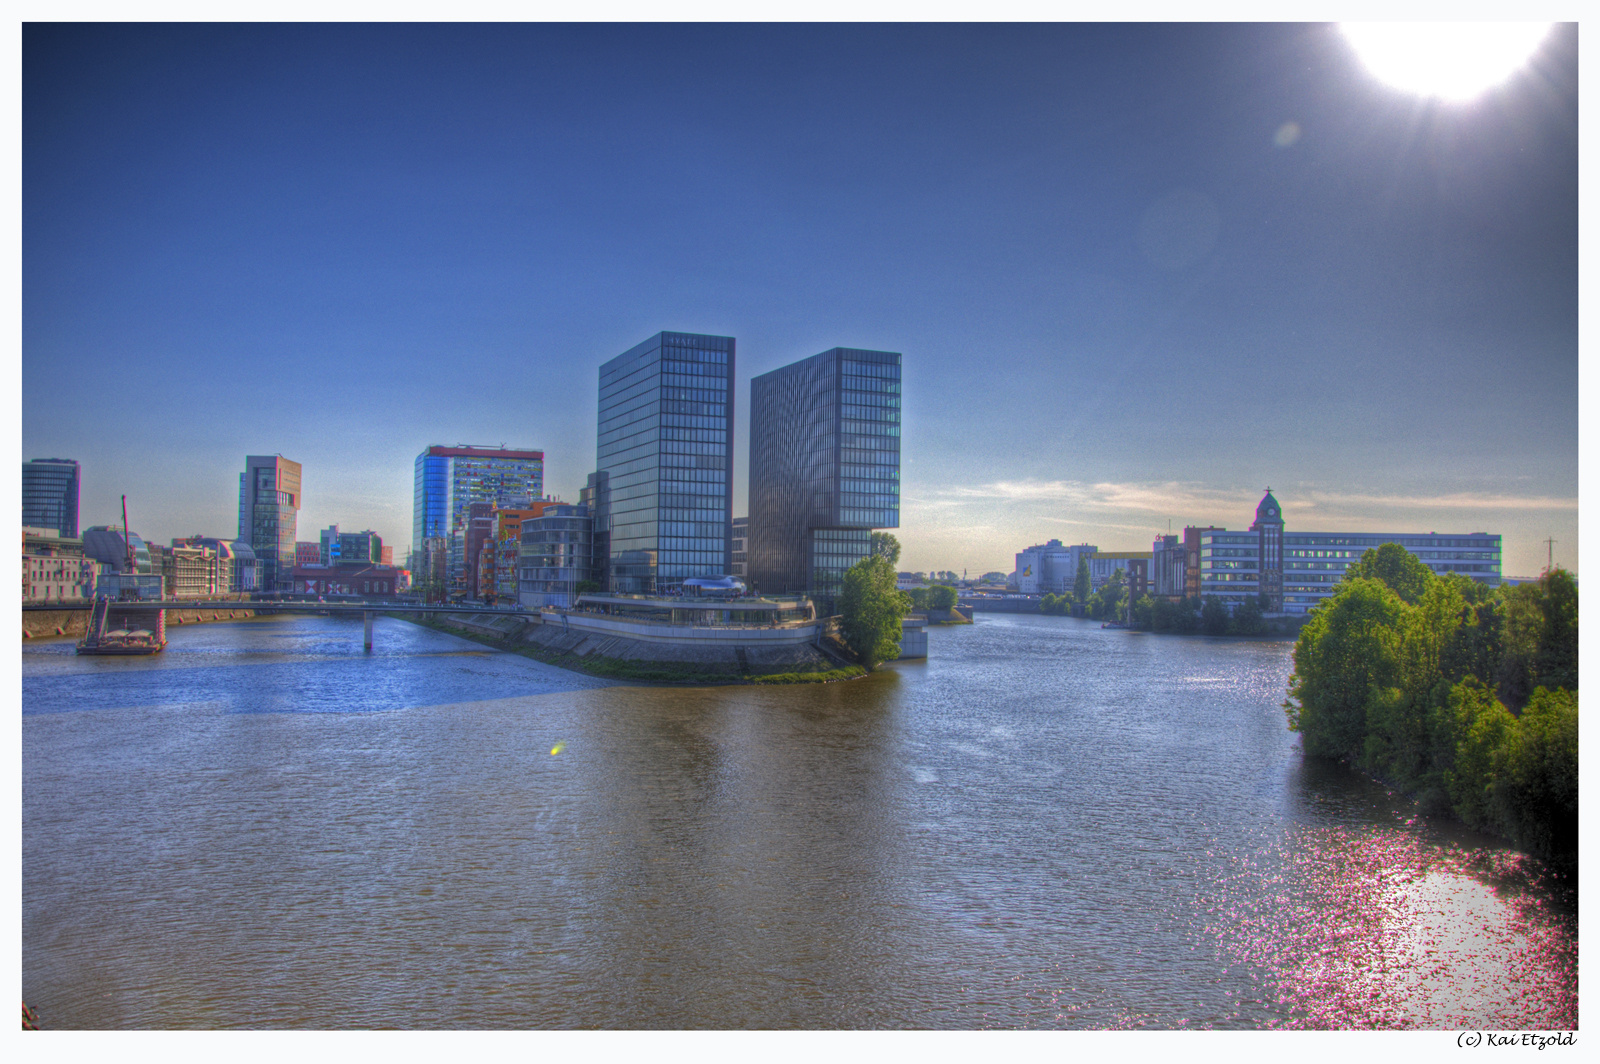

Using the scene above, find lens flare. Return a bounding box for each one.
[550,742,565,755]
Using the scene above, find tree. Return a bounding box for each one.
[1344,542,1434,605]
[906,587,929,610]
[574,580,600,596]
[928,584,958,612]
[1200,596,1231,636]
[1285,578,1408,761]
[1130,594,1155,629]
[1073,556,1091,615]
[837,555,911,670]
[1232,595,1266,635]
[869,531,901,567]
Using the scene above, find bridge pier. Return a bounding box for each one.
[363,611,374,653]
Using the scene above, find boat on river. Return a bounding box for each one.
[77,596,167,655]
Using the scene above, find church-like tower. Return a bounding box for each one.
[1251,488,1285,612]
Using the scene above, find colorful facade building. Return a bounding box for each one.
[412,444,544,600]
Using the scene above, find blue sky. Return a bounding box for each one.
[22,22,1578,576]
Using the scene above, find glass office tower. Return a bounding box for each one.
[238,455,302,592]
[22,458,80,538]
[412,444,544,600]
[748,347,901,610]
[597,331,734,594]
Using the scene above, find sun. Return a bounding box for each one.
[1340,22,1553,101]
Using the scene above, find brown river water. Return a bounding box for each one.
[21,611,1577,1029]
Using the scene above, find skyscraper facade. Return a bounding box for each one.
[411,444,544,600]
[22,458,80,538]
[748,347,900,609]
[238,455,302,592]
[597,332,734,594]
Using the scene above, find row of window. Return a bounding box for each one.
[663,414,728,431]
[663,400,727,417]
[841,360,898,378]
[662,427,727,443]
[842,420,900,437]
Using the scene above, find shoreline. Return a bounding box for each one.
[394,611,870,686]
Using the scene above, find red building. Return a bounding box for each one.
[296,541,322,567]
[290,565,401,597]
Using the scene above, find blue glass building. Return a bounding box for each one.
[411,445,544,599]
[597,332,734,594]
[747,347,901,609]
[22,458,80,538]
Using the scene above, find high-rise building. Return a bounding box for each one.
[747,347,900,609]
[23,458,80,538]
[1014,540,1097,595]
[597,332,734,594]
[412,444,544,600]
[731,516,748,580]
[239,456,301,592]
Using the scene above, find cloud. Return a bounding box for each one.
[925,479,1575,517]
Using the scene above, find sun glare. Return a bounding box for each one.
[1340,22,1553,101]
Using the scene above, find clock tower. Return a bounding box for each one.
[1251,488,1285,612]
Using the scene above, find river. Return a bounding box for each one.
[20,611,1577,1029]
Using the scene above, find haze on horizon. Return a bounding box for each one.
[21,23,1579,578]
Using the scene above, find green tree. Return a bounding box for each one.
[1130,594,1155,629]
[906,587,929,610]
[574,580,601,596]
[1534,568,1578,695]
[928,584,959,612]
[869,531,901,567]
[1492,687,1578,870]
[1343,542,1434,605]
[1285,578,1408,760]
[1232,595,1266,635]
[1074,557,1091,615]
[1200,596,1231,636]
[837,555,911,670]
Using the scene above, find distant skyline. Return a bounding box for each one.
[22,23,1578,577]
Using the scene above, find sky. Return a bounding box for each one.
[21,21,1579,577]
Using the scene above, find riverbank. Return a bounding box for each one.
[394,611,867,685]
[21,605,261,640]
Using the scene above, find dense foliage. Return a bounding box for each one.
[838,555,912,670]
[1286,547,1578,874]
[869,531,902,567]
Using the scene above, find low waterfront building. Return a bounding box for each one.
[542,591,817,646]
[22,527,97,603]
[175,536,258,593]
[1198,490,1502,614]
[1087,551,1151,594]
[153,543,230,598]
[291,564,401,598]
[1014,540,1097,595]
[1152,534,1185,598]
[82,526,153,575]
[519,503,595,609]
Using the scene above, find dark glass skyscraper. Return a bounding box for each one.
[597,331,734,594]
[748,347,901,609]
[22,458,80,538]
[238,455,302,592]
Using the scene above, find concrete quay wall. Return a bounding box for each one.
[22,605,260,640]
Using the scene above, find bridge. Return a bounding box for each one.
[22,599,532,652]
